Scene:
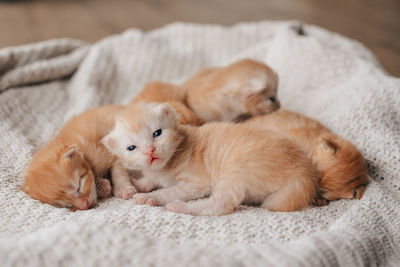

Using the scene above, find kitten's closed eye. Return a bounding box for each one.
[127,145,137,151]
[153,129,162,138]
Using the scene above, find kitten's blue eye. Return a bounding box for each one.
[153,129,162,138]
[126,145,136,151]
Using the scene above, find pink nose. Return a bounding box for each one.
[144,147,155,156]
[76,199,90,210]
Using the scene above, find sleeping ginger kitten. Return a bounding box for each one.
[102,102,319,216]
[244,110,368,201]
[131,81,203,126]
[24,105,136,210]
[183,59,280,122]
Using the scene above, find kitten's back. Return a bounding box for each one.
[244,110,368,200]
[58,105,125,175]
[182,122,320,211]
[131,81,203,125]
[183,59,280,122]
[131,81,186,103]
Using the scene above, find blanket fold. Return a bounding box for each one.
[0,39,88,92]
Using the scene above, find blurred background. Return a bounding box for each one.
[1,0,399,76]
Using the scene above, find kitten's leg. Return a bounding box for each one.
[166,179,245,216]
[133,176,159,193]
[133,182,209,206]
[261,179,315,212]
[96,178,112,198]
[111,162,137,199]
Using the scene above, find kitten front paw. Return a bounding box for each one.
[113,184,137,199]
[134,180,158,193]
[97,178,112,198]
[133,193,160,206]
[166,200,189,214]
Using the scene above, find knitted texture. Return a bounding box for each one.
[0,21,399,267]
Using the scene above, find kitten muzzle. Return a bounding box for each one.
[150,156,160,164]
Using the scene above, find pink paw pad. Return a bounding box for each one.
[133,194,160,206]
[113,185,136,200]
[145,198,159,206]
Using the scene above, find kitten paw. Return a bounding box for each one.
[142,185,157,193]
[166,200,189,214]
[133,193,160,206]
[97,178,112,198]
[312,197,329,207]
[113,184,137,199]
[134,181,158,193]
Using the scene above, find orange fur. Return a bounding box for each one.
[103,102,319,216]
[244,110,368,201]
[24,105,137,210]
[131,81,203,126]
[183,59,280,122]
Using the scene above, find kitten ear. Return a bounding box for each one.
[62,145,78,159]
[320,137,339,154]
[241,86,266,102]
[241,70,279,101]
[102,132,118,152]
[157,103,178,124]
[241,91,257,101]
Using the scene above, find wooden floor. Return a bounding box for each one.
[1,0,399,76]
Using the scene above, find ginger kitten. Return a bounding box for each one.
[102,102,319,216]
[131,81,203,126]
[244,110,368,201]
[24,105,136,210]
[183,59,280,122]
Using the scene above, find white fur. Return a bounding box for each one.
[103,103,182,172]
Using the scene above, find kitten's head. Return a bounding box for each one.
[24,145,97,210]
[226,59,281,121]
[312,134,368,200]
[102,102,183,171]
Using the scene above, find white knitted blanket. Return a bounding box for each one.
[0,21,399,267]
